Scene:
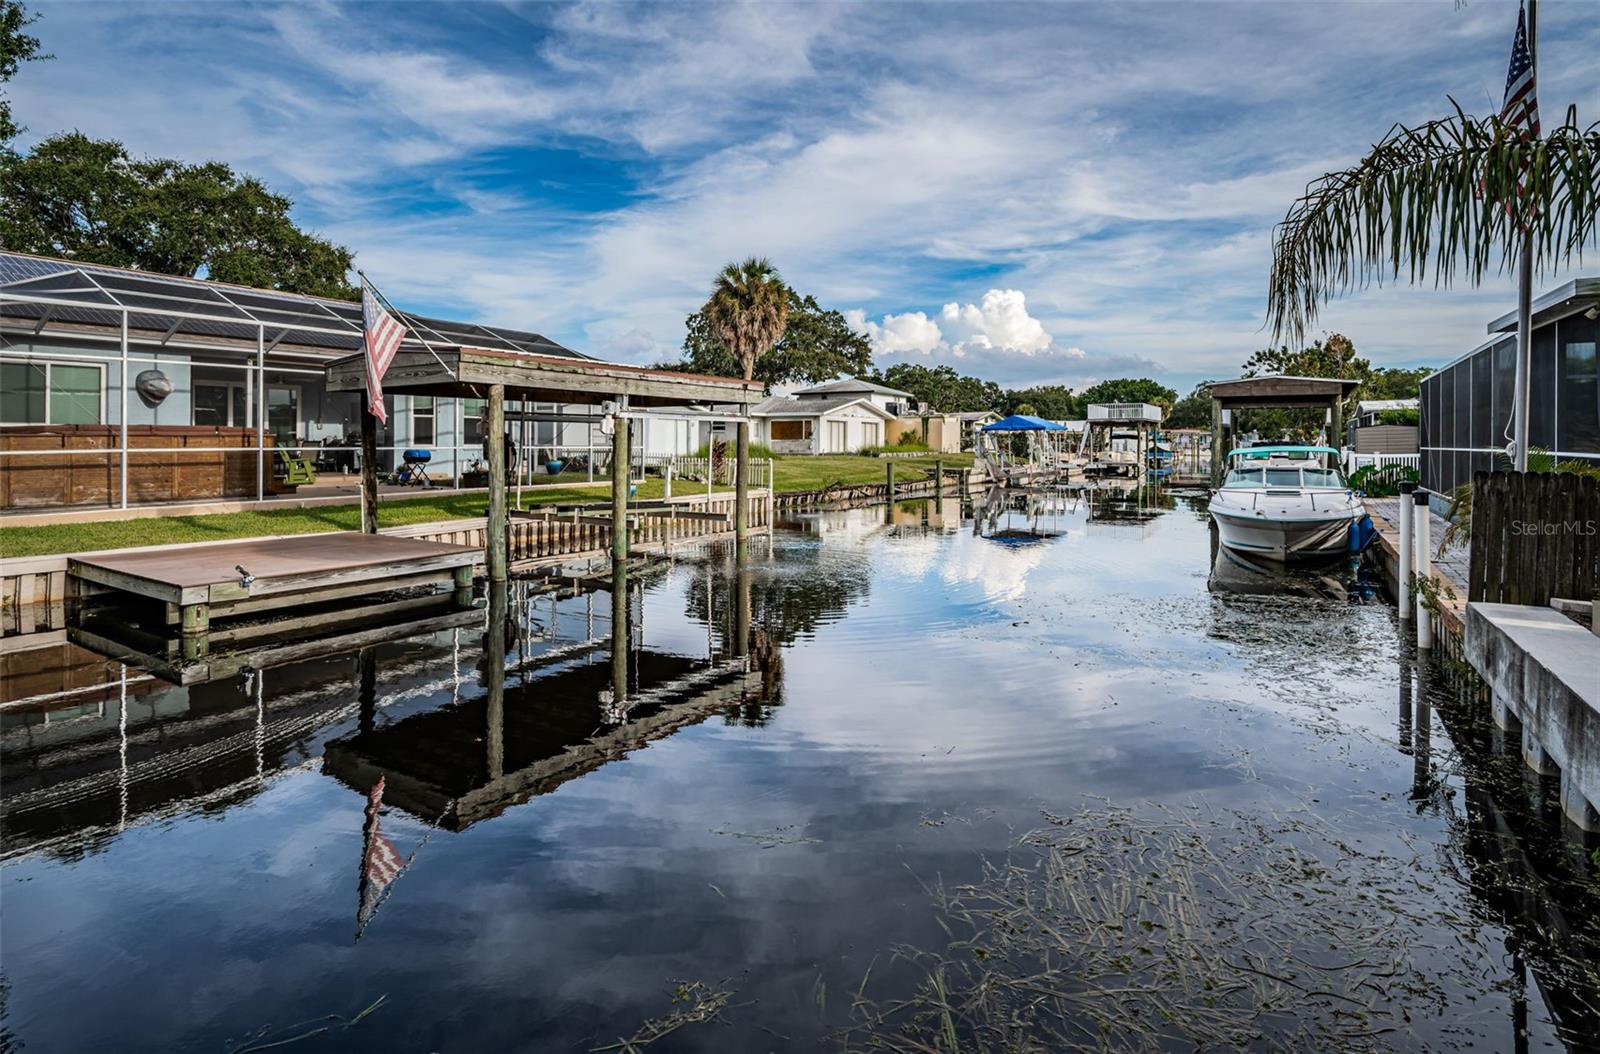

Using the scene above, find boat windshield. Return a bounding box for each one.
[1222,468,1263,488]
[1302,468,1346,488]
[1264,468,1302,487]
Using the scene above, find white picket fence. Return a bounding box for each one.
[1344,451,1421,473]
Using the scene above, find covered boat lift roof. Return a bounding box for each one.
[1204,375,1360,485]
[325,345,760,408]
[982,413,1069,432]
[327,345,763,583]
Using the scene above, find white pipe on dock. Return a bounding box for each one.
[1413,488,1432,651]
[1397,481,1413,622]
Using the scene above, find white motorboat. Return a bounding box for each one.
[1209,446,1363,560]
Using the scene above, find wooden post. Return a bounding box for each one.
[933,460,943,497]
[360,404,379,535]
[1209,398,1225,488]
[486,384,507,583]
[734,419,749,553]
[886,461,895,502]
[612,412,630,561]
[610,556,629,704]
[486,581,506,780]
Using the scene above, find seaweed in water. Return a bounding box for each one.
[842,799,1518,1053]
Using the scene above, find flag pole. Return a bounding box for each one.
[1511,0,1536,472]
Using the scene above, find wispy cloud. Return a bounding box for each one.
[11,0,1600,392]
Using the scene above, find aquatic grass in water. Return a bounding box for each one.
[843,798,1510,1053]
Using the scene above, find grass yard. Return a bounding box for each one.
[772,452,974,493]
[0,453,975,558]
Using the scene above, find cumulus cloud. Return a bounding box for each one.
[845,308,943,355]
[939,290,1054,356]
[851,289,1076,362]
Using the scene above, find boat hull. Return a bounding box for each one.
[1210,507,1353,560]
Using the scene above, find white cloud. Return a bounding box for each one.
[939,289,1054,357]
[846,309,943,355]
[10,0,1599,395]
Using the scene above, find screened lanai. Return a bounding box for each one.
[0,251,668,513]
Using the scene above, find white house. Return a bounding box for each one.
[748,377,918,454]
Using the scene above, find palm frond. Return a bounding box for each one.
[1268,105,1600,343]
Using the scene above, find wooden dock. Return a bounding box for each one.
[69,532,479,657]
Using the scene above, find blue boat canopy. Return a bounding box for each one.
[982,414,1068,432]
[1227,445,1340,459]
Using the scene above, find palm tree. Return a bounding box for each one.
[1267,104,1598,344]
[702,258,790,550]
[703,257,791,382]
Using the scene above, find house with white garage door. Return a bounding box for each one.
[746,377,913,454]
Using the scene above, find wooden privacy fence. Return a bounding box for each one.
[385,492,771,569]
[1467,470,1600,606]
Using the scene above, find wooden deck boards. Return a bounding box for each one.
[69,532,480,608]
[73,533,475,589]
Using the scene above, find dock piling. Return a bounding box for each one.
[886,462,895,503]
[735,421,750,555]
[1413,488,1432,650]
[1397,481,1414,622]
[486,384,508,583]
[612,410,631,562]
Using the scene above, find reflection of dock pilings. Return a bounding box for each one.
[1402,648,1600,1048]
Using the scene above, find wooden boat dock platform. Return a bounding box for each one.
[69,533,479,651]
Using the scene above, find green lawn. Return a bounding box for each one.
[772,452,974,493]
[0,454,974,558]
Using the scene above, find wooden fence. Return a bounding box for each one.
[386,492,772,569]
[1467,470,1600,606]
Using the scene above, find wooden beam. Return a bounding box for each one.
[486,383,507,583]
[1210,398,1225,488]
[360,403,379,535]
[612,413,630,561]
[735,419,749,553]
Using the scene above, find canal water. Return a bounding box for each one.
[2,493,1596,1052]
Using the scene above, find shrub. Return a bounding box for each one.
[1348,464,1418,497]
[1376,408,1419,427]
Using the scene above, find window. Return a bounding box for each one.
[266,385,300,446]
[462,398,486,446]
[770,419,813,441]
[1559,327,1598,452]
[1264,468,1302,487]
[1,360,104,424]
[1222,468,1262,488]
[412,396,435,446]
[194,381,248,427]
[1302,468,1345,488]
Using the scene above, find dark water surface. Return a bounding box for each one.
[3,495,1596,1052]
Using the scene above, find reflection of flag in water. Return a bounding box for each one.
[356,775,406,940]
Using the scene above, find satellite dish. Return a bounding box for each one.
[135,369,173,406]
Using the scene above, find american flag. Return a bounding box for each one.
[1500,2,1540,211]
[361,279,408,425]
[356,775,407,939]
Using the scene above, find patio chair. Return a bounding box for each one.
[274,448,318,488]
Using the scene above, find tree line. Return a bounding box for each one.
[0,2,356,298]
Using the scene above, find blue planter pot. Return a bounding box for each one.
[545,460,564,474]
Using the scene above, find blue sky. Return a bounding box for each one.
[11,0,1600,394]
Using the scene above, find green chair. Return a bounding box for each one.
[274,449,318,488]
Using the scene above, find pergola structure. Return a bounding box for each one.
[326,346,760,581]
[1206,375,1360,486]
